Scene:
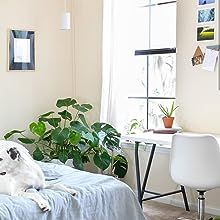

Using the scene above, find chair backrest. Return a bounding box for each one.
[170,133,220,191]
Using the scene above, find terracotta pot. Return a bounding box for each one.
[162,117,174,128]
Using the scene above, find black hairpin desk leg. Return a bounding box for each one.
[134,141,190,211]
[135,141,142,205]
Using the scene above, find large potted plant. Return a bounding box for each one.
[158,101,179,128]
[4,98,128,178]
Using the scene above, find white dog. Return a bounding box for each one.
[0,140,77,212]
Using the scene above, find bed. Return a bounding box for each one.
[0,161,146,220]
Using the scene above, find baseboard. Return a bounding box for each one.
[136,191,220,216]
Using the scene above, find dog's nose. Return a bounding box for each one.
[0,172,6,175]
[0,158,3,161]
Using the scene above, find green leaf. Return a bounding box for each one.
[4,130,25,140]
[58,110,72,121]
[78,114,89,127]
[51,127,70,144]
[72,150,84,170]
[18,138,35,144]
[69,132,81,145]
[56,98,76,108]
[81,103,93,110]
[91,122,120,150]
[81,131,94,142]
[93,151,111,171]
[113,155,128,178]
[33,147,44,161]
[58,151,68,163]
[73,103,93,113]
[29,121,46,137]
[73,104,88,112]
[47,118,61,128]
[39,111,54,118]
[70,121,90,134]
[88,132,99,148]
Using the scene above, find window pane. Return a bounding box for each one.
[124,99,147,133]
[148,99,177,129]
[133,7,150,49]
[150,3,176,48]
[148,54,176,97]
[127,56,148,97]
[136,0,150,7]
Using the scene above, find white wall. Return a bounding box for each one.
[0,0,74,138]
[176,0,220,134]
[73,0,103,124]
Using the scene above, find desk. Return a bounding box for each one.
[121,132,190,211]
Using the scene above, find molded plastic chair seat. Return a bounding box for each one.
[170,134,220,220]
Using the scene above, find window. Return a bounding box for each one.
[101,0,177,133]
[125,0,176,132]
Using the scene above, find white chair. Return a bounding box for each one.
[170,133,220,220]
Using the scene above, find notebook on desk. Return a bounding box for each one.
[153,128,183,134]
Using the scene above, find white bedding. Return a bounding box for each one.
[0,162,146,220]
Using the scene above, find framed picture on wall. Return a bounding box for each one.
[198,0,215,6]
[197,26,215,41]
[198,8,215,23]
[9,30,35,71]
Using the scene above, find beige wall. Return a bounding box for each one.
[73,0,220,214]
[176,0,220,134]
[73,0,103,124]
[0,0,74,138]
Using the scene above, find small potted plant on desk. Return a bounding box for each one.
[158,101,179,128]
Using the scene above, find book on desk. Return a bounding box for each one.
[152,127,183,134]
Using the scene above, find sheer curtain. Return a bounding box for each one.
[100,0,137,132]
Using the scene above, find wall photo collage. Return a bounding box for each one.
[197,0,216,41]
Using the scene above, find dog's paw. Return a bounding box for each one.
[38,199,51,212]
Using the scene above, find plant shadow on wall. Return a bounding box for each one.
[4,98,128,178]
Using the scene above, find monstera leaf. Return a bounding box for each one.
[33,147,44,161]
[71,150,84,170]
[113,155,128,178]
[56,98,76,108]
[73,103,93,113]
[51,127,70,144]
[29,121,46,137]
[4,130,25,140]
[58,110,72,121]
[93,151,111,171]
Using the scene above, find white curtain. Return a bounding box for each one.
[100,0,137,132]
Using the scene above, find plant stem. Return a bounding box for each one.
[73,110,79,121]
[64,107,68,128]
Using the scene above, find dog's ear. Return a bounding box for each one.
[7,147,21,161]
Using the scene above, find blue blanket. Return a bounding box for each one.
[0,162,145,220]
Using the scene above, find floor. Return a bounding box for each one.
[143,201,211,220]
